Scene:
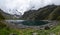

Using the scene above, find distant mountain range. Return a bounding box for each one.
[0,5,60,20]
[0,9,21,20]
[21,5,60,20]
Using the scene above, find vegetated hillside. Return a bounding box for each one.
[0,9,6,28]
[0,9,20,20]
[21,5,60,20]
[0,9,5,20]
[0,9,7,28]
[0,9,14,19]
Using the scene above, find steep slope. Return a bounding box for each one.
[21,5,60,20]
[47,6,60,20]
[0,9,6,29]
[0,9,21,20]
[0,9,5,20]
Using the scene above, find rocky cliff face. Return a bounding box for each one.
[21,5,60,20]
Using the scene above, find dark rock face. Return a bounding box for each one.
[0,9,5,20]
[21,5,60,20]
[44,26,50,30]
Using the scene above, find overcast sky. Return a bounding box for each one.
[0,0,60,15]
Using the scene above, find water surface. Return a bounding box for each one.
[6,20,48,26]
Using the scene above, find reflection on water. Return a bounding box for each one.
[6,20,48,26]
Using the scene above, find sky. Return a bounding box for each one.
[0,0,60,15]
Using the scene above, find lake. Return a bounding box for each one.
[5,20,49,26]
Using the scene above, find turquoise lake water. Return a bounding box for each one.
[6,20,48,26]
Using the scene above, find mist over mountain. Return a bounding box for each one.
[0,0,60,15]
[21,5,60,20]
[0,9,21,19]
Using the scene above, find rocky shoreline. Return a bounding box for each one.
[4,20,59,30]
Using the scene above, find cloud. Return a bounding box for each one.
[0,0,60,15]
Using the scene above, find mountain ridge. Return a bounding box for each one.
[21,5,60,20]
[0,9,21,19]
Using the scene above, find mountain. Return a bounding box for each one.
[0,5,60,20]
[0,9,5,20]
[21,5,60,20]
[0,9,21,20]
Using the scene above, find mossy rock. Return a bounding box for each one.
[0,13,5,20]
[0,22,6,29]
